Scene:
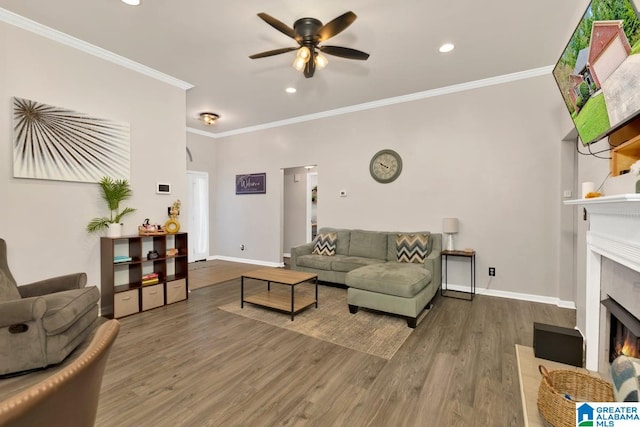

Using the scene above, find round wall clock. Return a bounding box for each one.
[369,149,403,183]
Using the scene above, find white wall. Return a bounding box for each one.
[212,74,575,300]
[0,23,187,288]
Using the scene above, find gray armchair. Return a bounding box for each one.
[0,319,120,427]
[0,238,100,376]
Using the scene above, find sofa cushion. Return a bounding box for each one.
[348,230,387,260]
[0,269,21,302]
[317,228,351,255]
[312,232,337,256]
[396,233,430,263]
[331,257,386,273]
[40,287,100,335]
[346,263,432,298]
[296,254,337,271]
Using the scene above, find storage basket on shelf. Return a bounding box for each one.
[537,365,614,427]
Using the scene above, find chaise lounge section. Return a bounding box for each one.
[290,228,441,327]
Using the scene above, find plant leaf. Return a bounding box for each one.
[113,207,136,224]
[87,217,110,233]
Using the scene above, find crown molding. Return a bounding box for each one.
[0,7,193,90]
[186,126,220,139]
[190,65,554,139]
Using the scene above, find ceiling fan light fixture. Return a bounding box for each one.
[297,46,311,60]
[121,0,141,5]
[315,53,328,70]
[199,112,219,126]
[251,11,369,78]
[292,56,307,72]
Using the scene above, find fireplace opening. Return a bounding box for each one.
[610,315,640,362]
[602,297,640,363]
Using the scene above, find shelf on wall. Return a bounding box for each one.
[611,134,640,177]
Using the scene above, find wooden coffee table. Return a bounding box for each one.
[241,269,318,320]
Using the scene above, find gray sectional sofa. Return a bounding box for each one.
[290,227,441,328]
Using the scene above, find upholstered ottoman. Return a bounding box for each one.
[345,262,436,328]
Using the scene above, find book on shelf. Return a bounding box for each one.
[142,273,159,281]
[113,256,132,263]
[142,278,159,286]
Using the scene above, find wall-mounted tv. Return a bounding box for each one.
[553,0,640,145]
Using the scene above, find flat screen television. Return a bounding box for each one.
[553,0,640,145]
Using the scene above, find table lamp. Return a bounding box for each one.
[442,218,459,251]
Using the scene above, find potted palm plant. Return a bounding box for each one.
[87,176,136,237]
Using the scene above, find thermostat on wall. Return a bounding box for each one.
[156,183,172,194]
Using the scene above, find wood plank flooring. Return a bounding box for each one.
[90,280,574,427]
[188,259,262,290]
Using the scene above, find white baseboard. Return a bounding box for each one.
[211,255,284,268]
[444,283,576,309]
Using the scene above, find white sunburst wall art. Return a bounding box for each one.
[12,97,131,183]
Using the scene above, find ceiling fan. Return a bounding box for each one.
[249,11,370,78]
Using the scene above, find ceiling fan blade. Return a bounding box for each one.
[318,45,369,60]
[257,13,296,40]
[317,11,357,41]
[249,47,298,59]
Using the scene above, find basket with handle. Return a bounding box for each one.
[537,365,614,427]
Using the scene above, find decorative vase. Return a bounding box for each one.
[106,223,122,238]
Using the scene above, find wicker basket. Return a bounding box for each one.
[537,365,614,427]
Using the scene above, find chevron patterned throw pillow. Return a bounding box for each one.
[611,355,640,402]
[312,232,337,256]
[396,233,430,263]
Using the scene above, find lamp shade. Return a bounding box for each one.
[442,218,459,234]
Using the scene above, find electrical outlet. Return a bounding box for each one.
[240,244,245,251]
[489,267,495,276]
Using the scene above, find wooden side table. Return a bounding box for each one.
[440,249,475,301]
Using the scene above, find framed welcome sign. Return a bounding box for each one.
[236,173,266,195]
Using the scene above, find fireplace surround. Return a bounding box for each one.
[566,194,640,372]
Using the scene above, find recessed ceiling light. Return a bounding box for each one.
[439,43,455,53]
[121,0,141,5]
[286,87,297,94]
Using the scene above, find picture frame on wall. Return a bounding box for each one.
[12,97,130,183]
[236,173,266,195]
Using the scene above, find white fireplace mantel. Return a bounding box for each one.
[565,194,640,371]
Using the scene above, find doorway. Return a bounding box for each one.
[282,166,317,257]
[308,172,318,241]
[186,171,209,262]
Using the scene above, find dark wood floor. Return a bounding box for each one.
[95,281,575,427]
